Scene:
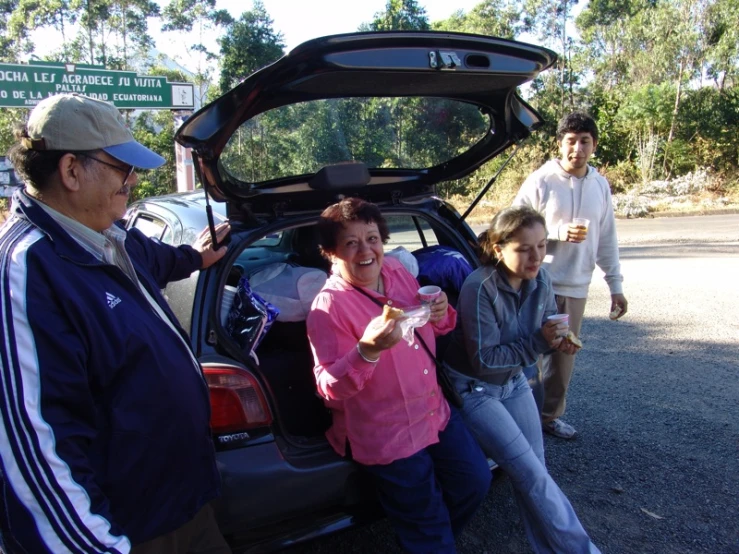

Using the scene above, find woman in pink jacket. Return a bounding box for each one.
[307,197,490,554]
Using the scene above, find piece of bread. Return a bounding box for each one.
[382,305,405,322]
[564,331,583,349]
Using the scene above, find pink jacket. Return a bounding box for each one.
[307,257,456,465]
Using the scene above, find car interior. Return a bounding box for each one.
[218,213,476,441]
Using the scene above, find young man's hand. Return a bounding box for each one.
[566,223,588,243]
[609,293,628,319]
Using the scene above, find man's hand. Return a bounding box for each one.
[610,293,628,319]
[565,223,588,243]
[193,222,230,269]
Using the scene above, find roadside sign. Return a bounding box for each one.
[0,62,195,109]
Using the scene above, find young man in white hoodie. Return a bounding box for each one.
[513,112,628,439]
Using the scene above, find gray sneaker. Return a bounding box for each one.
[542,418,577,439]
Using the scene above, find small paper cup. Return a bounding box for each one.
[572,218,590,230]
[547,313,569,336]
[418,285,442,304]
[220,285,237,327]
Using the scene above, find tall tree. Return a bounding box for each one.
[432,0,523,38]
[106,0,159,69]
[361,0,430,31]
[218,0,284,93]
[2,0,32,61]
[703,0,739,89]
[523,0,579,110]
[161,0,233,105]
[68,0,111,65]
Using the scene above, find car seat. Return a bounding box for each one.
[291,226,331,272]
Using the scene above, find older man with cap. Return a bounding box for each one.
[0,94,231,554]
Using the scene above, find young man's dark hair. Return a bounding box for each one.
[555,112,599,142]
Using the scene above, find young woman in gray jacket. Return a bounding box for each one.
[444,206,601,554]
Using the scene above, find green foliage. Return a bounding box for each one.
[219,97,489,185]
[130,110,177,200]
[1,0,32,61]
[218,0,284,93]
[0,109,27,154]
[160,0,233,105]
[677,86,739,172]
[0,0,737,205]
[361,0,430,31]
[600,160,639,193]
[433,0,522,37]
[703,0,739,89]
[614,83,677,183]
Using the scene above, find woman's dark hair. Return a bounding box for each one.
[7,125,92,191]
[478,206,547,265]
[555,111,599,142]
[317,197,390,257]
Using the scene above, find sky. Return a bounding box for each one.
[29,0,484,65]
[240,0,484,52]
[152,0,485,64]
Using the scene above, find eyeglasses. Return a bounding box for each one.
[77,153,136,186]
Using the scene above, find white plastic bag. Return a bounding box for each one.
[397,304,431,345]
[385,246,419,277]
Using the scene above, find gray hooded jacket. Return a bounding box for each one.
[444,264,558,385]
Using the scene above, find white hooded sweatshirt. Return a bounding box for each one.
[513,159,623,299]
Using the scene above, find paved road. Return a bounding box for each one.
[472,213,739,245]
[289,214,739,554]
[614,213,738,244]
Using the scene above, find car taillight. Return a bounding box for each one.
[202,365,273,434]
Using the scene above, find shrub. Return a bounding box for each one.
[640,169,715,196]
[600,160,639,194]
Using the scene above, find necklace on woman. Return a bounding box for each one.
[376,276,383,295]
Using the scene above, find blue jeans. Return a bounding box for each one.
[361,407,491,554]
[451,370,601,554]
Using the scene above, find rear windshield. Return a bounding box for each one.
[220,97,491,183]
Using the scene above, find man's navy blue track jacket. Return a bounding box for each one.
[0,191,220,553]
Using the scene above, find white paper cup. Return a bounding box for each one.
[418,285,442,304]
[572,218,590,230]
[547,313,569,336]
[220,285,237,327]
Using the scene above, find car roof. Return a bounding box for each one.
[175,31,556,218]
[127,190,225,229]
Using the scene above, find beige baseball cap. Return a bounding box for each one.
[24,93,165,169]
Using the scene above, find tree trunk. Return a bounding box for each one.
[663,58,684,176]
[560,0,568,112]
[100,21,107,66]
[59,9,67,59]
[87,0,94,64]
[122,9,128,69]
